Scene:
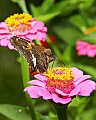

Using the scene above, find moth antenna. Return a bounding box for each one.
[54,56,65,67]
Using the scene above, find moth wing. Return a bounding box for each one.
[37,55,48,73]
[10,36,36,72]
[24,49,36,72]
[31,45,49,72]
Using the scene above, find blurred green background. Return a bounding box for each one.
[0,0,25,119]
[0,0,96,120]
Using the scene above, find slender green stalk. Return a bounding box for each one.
[50,101,68,120]
[18,0,29,13]
[20,55,37,120]
[55,105,67,120]
[46,36,62,60]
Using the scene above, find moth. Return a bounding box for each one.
[10,36,55,73]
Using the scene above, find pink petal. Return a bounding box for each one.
[30,21,44,33]
[38,89,51,99]
[24,86,42,98]
[42,27,47,32]
[71,67,83,80]
[79,89,91,96]
[18,35,28,40]
[74,75,91,86]
[0,38,9,46]
[0,34,11,39]
[0,29,10,34]
[60,97,72,104]
[69,87,80,96]
[17,31,28,35]
[52,94,71,104]
[31,21,37,27]
[30,19,37,27]
[24,86,32,92]
[0,22,8,28]
[36,32,44,40]
[34,21,44,30]
[41,33,46,41]
[76,45,86,50]
[25,34,37,40]
[56,89,68,96]
[28,80,45,88]
[87,49,95,57]
[8,42,15,50]
[76,40,88,46]
[78,49,87,55]
[78,80,95,96]
[70,80,95,97]
[34,74,46,82]
[29,29,37,34]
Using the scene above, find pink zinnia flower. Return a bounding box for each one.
[76,40,96,57]
[24,67,95,104]
[0,13,47,49]
[76,27,96,57]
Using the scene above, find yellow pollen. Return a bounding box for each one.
[5,13,33,31]
[45,67,75,93]
[45,67,75,81]
[85,27,96,34]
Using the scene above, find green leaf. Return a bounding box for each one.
[79,32,96,44]
[30,0,55,17]
[77,109,96,120]
[69,97,80,107]
[20,55,37,120]
[87,18,96,27]
[79,0,94,10]
[11,0,29,13]
[41,0,54,13]
[30,4,42,17]
[11,0,19,2]
[30,0,80,22]
[35,112,42,120]
[20,55,30,88]
[36,112,58,120]
[41,116,58,120]
[37,12,60,22]
[53,23,81,45]
[63,45,72,62]
[46,0,79,14]
[69,15,87,32]
[30,4,59,21]
[0,104,31,120]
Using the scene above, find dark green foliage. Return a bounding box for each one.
[0,0,96,120]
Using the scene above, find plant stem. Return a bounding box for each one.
[50,100,68,120]
[18,0,29,13]
[46,35,62,60]
[20,55,37,120]
[55,105,68,120]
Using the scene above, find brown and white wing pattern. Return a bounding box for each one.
[10,36,36,72]
[10,36,54,73]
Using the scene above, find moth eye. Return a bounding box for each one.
[44,49,52,56]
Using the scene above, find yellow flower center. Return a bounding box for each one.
[85,27,96,34]
[45,67,75,94]
[5,13,33,32]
